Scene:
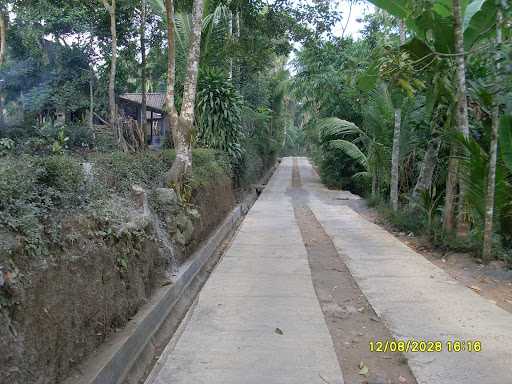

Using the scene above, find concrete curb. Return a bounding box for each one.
[64,165,277,384]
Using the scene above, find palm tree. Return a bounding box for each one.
[318,84,395,197]
[0,6,7,128]
[483,7,504,261]
[390,19,406,211]
[99,0,120,147]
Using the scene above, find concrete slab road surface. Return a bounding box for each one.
[146,157,512,384]
[147,158,343,384]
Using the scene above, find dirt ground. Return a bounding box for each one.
[291,160,416,384]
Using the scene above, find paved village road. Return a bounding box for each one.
[146,157,512,384]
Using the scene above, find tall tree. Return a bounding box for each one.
[140,0,148,142]
[0,8,5,66]
[390,19,405,211]
[412,137,441,199]
[164,0,205,190]
[0,7,7,127]
[234,8,240,89]
[100,0,119,145]
[483,6,504,261]
[88,26,95,137]
[163,0,178,157]
[449,0,471,236]
[228,9,233,81]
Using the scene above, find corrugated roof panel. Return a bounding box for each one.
[119,93,167,112]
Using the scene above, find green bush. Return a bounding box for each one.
[0,156,40,208]
[317,149,364,192]
[377,204,426,235]
[66,124,95,148]
[190,149,232,190]
[0,138,15,156]
[93,151,169,194]
[237,141,266,188]
[196,68,244,161]
[38,155,84,194]
[92,149,231,195]
[0,157,53,256]
[0,148,234,258]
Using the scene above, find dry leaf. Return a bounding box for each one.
[358,361,369,376]
[398,375,407,383]
[274,327,284,335]
[469,285,481,292]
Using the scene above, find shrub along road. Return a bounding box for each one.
[146,158,512,384]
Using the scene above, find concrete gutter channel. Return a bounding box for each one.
[64,164,278,384]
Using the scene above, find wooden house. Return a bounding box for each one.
[118,93,169,146]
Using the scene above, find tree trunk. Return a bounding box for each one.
[399,19,405,43]
[390,20,406,211]
[453,0,470,236]
[109,2,118,136]
[140,0,147,144]
[164,0,179,155]
[372,173,378,198]
[89,71,95,137]
[0,11,5,66]
[412,137,441,199]
[228,10,233,81]
[483,8,503,262]
[166,0,205,188]
[234,10,241,90]
[88,29,95,141]
[101,0,119,146]
[443,145,458,231]
[0,10,7,128]
[390,108,401,210]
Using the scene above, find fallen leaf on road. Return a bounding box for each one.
[274,327,284,335]
[398,375,407,383]
[469,285,481,292]
[358,361,369,376]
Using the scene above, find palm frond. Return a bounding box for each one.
[318,117,363,141]
[202,4,230,57]
[148,0,165,16]
[175,12,192,53]
[352,171,371,181]
[329,139,368,169]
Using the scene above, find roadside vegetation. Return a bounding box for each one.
[0,0,315,262]
[0,1,511,382]
[293,1,512,263]
[0,2,341,383]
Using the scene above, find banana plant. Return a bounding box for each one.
[368,0,498,53]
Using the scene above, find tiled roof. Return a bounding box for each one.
[119,93,167,112]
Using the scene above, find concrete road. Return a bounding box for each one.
[147,158,343,384]
[298,157,512,384]
[147,157,512,384]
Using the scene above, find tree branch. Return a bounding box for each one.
[100,0,112,13]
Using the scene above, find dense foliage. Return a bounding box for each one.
[1,0,510,262]
[293,1,512,262]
